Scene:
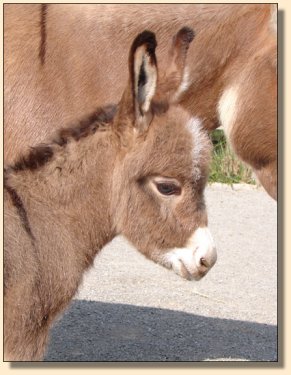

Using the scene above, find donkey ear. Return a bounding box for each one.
[129,31,158,132]
[156,27,195,103]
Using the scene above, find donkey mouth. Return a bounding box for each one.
[172,258,206,281]
[177,260,195,280]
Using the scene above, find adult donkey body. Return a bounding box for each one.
[4,29,216,360]
[4,4,277,199]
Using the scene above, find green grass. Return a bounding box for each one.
[209,129,256,185]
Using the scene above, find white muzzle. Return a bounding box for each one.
[164,227,217,280]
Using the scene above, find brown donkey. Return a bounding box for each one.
[4,29,216,361]
[4,4,277,199]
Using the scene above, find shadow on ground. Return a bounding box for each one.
[42,300,277,362]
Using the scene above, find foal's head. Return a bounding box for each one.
[112,28,216,280]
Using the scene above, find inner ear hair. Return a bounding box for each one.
[127,30,158,133]
[114,31,158,139]
[134,46,158,115]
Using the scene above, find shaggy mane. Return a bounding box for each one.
[7,104,117,173]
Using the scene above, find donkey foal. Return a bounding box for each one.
[4,28,216,361]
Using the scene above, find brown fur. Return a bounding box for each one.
[4,4,277,199]
[4,29,212,361]
[228,40,277,199]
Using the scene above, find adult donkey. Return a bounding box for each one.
[4,28,216,361]
[4,4,277,199]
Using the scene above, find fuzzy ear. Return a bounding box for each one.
[131,31,157,113]
[129,31,158,132]
[156,27,195,103]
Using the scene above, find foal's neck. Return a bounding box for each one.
[5,105,119,255]
[6,105,117,189]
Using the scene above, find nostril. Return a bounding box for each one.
[200,257,209,268]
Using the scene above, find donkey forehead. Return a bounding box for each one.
[132,108,209,179]
[150,109,207,161]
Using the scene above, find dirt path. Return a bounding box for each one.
[45,184,277,362]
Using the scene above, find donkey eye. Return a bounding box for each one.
[155,183,181,196]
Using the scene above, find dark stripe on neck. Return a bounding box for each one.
[4,183,35,241]
[13,145,54,172]
[9,104,117,173]
[53,104,117,146]
[39,4,48,65]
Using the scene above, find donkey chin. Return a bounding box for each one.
[154,227,217,281]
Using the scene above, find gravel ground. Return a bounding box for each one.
[44,184,277,362]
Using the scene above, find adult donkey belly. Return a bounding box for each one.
[218,41,277,200]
